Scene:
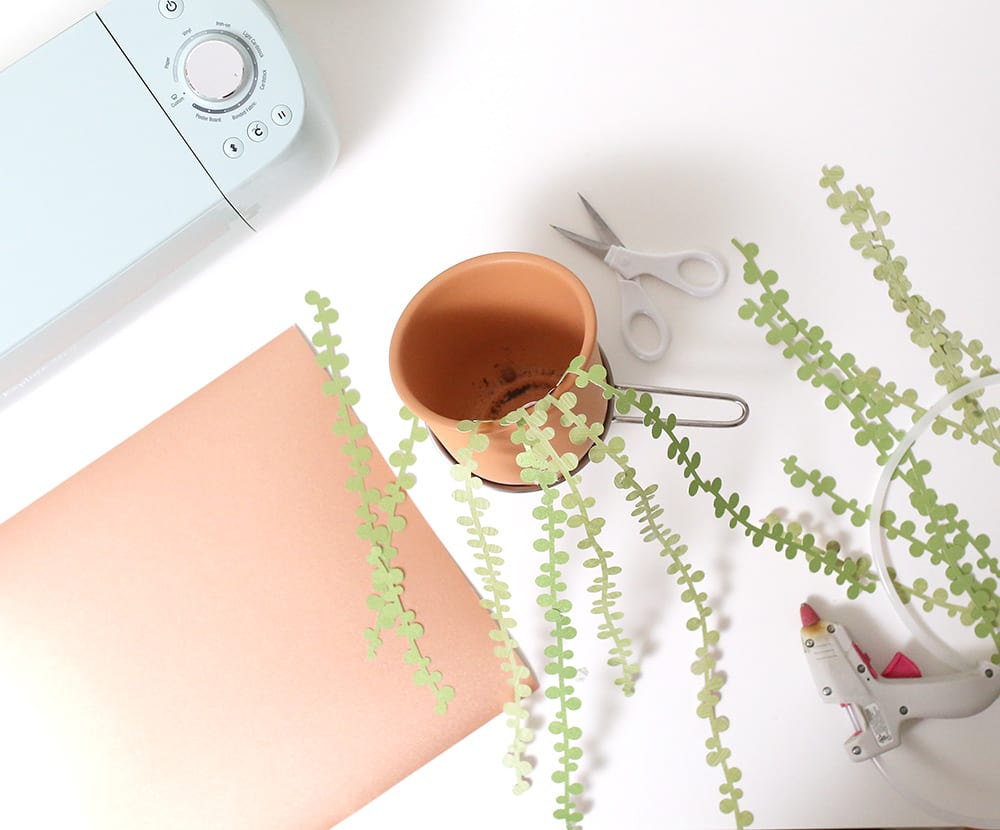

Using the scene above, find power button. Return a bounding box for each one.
[159,0,183,19]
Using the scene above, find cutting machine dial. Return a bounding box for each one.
[182,34,254,106]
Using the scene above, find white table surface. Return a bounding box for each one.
[3,2,999,828]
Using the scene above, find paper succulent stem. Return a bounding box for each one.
[894,461,994,564]
[585,431,753,829]
[733,240,1000,641]
[779,455,874,529]
[734,240,908,463]
[506,396,639,697]
[745,274,969,567]
[566,360,875,598]
[781,455,1000,598]
[362,410,430,651]
[894,573,988,624]
[451,422,534,793]
[902,513,1000,654]
[734,176,1000,661]
[735,237,1000,498]
[872,377,1000,457]
[534,480,585,830]
[500,407,585,828]
[305,291,455,714]
[761,511,979,620]
[737,235,1000,645]
[820,165,1000,453]
[740,294,1000,460]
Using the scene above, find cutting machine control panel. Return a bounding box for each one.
[0,0,337,397]
[98,0,328,213]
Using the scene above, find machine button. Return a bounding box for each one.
[271,105,293,126]
[247,121,268,142]
[159,0,184,19]
[223,137,244,159]
[184,38,249,102]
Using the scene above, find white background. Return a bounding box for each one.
[3,2,1000,828]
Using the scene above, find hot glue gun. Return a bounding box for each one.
[799,602,1000,761]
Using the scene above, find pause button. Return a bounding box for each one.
[271,105,293,127]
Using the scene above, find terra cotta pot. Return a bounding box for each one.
[389,252,609,486]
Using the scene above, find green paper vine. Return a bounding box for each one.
[819,165,1000,455]
[363,409,430,652]
[731,166,1000,665]
[506,405,586,828]
[306,291,455,713]
[566,358,877,599]
[734,243,1000,655]
[534,481,586,830]
[735,245,908,464]
[549,393,639,697]
[451,422,534,794]
[780,455,1000,596]
[504,394,640,697]
[584,428,753,828]
[733,236,989,603]
[306,294,765,829]
[734,246,998,617]
[503,390,752,828]
[733,236,1000,623]
[760,512,980,621]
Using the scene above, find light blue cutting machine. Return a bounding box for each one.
[0,0,338,397]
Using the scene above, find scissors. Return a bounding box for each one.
[552,195,727,361]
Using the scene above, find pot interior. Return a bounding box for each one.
[394,256,593,423]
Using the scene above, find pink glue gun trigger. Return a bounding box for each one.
[799,602,1000,762]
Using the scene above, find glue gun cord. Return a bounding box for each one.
[871,755,1000,830]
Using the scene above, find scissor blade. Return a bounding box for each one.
[578,194,625,248]
[550,224,611,260]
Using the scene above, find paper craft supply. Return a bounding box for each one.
[0,328,524,830]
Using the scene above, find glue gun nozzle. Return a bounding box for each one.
[800,602,820,627]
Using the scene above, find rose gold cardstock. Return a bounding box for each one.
[0,328,526,829]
